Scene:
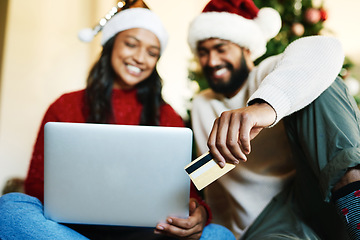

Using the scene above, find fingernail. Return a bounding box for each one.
[167,218,173,223]
[219,162,225,168]
[157,225,164,230]
[234,160,239,164]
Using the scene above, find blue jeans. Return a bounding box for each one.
[0,193,235,240]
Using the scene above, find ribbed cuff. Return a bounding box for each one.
[332,181,360,201]
[248,84,290,127]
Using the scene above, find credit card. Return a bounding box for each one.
[184,152,235,191]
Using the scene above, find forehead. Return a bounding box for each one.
[197,38,240,51]
[116,28,160,48]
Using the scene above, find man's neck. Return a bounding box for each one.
[224,87,242,98]
[223,77,248,98]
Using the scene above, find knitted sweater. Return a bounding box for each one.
[191,36,344,238]
[24,88,211,222]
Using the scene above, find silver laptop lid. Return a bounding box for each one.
[43,122,192,227]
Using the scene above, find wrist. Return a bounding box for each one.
[249,99,277,127]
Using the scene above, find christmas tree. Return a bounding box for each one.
[253,0,360,103]
[253,0,328,64]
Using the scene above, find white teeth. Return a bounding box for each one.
[214,68,227,76]
[126,65,141,74]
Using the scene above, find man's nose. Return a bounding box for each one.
[207,51,222,68]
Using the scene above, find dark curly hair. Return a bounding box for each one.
[84,34,164,125]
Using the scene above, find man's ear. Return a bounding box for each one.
[242,48,254,69]
[243,48,251,55]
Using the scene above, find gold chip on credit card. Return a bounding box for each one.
[184,152,236,191]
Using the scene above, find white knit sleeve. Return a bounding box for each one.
[248,35,344,126]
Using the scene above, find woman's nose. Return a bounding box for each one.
[133,48,146,63]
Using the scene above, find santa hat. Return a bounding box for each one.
[188,0,282,60]
[78,7,168,54]
[101,8,168,52]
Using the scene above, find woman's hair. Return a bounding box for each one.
[85,35,164,125]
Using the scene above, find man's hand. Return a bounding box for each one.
[208,102,276,167]
[154,198,207,240]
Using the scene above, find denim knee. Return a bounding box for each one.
[201,223,236,240]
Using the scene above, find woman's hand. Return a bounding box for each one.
[154,198,207,240]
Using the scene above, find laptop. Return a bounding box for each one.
[43,122,192,227]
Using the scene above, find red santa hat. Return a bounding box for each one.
[187,0,282,60]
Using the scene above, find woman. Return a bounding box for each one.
[0,7,235,240]
[25,7,181,204]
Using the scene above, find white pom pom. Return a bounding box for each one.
[254,8,282,41]
[78,28,95,42]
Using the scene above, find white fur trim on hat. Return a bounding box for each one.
[188,8,281,60]
[101,8,168,54]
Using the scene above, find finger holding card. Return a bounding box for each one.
[209,104,276,165]
[208,113,246,166]
[185,152,235,191]
[186,104,276,190]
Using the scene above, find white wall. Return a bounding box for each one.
[323,0,360,78]
[0,0,116,191]
[1,0,360,192]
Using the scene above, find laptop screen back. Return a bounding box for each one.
[43,122,192,227]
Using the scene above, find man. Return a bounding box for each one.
[184,0,360,239]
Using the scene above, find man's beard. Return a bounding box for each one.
[204,54,249,96]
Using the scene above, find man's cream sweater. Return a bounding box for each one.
[191,36,344,239]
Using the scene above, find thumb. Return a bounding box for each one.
[189,199,198,215]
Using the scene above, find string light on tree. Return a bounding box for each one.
[345,77,360,96]
[291,22,305,36]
